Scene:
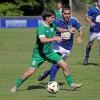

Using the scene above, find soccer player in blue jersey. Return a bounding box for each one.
[83,0,100,65]
[38,6,84,82]
[11,8,82,93]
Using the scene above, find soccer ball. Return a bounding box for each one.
[47,81,59,94]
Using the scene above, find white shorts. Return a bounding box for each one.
[53,46,70,60]
[89,32,100,41]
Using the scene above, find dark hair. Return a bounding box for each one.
[95,0,99,2]
[42,9,55,20]
[62,5,71,13]
[57,1,62,4]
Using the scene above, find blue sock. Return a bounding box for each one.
[50,64,59,81]
[86,47,91,58]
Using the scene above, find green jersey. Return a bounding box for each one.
[30,22,62,68]
[55,9,62,18]
[33,22,56,55]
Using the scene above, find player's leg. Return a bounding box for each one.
[98,40,100,54]
[56,59,82,90]
[38,44,61,81]
[47,52,82,90]
[97,34,100,55]
[50,64,60,81]
[50,49,70,81]
[38,63,60,81]
[11,67,37,92]
[38,69,50,81]
[83,33,96,65]
[11,54,44,92]
[38,48,69,81]
[83,40,94,65]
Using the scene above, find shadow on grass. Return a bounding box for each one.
[46,95,57,97]
[27,84,46,90]
[16,84,46,92]
[17,82,65,92]
[60,88,81,91]
[78,62,100,66]
[38,81,65,86]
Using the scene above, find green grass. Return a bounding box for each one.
[0,28,100,100]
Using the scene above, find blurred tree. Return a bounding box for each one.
[0,0,95,16]
[15,0,43,16]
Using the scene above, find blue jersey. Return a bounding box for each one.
[86,6,100,33]
[53,17,82,50]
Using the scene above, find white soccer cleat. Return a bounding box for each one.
[70,83,82,91]
[10,86,17,93]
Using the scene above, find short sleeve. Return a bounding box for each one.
[37,24,45,38]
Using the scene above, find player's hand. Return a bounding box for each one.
[77,37,82,44]
[53,36,62,42]
[90,22,95,27]
[68,26,75,33]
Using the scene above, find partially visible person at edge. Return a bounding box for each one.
[83,0,100,65]
[10,8,82,93]
[38,6,84,83]
[54,1,63,18]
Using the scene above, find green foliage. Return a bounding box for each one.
[0,0,57,16]
[0,3,23,16]
[80,0,93,4]
[44,0,56,10]
[0,0,96,16]
[15,0,40,7]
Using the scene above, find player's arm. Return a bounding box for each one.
[73,17,84,44]
[77,27,84,44]
[39,36,62,43]
[85,7,95,27]
[56,27,68,32]
[85,16,95,27]
[68,26,76,33]
[38,24,62,43]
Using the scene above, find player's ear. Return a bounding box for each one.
[46,17,49,20]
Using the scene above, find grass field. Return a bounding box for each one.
[0,28,100,100]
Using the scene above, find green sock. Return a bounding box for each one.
[65,75,74,86]
[16,78,24,88]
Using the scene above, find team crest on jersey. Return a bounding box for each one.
[32,60,36,65]
[96,15,100,22]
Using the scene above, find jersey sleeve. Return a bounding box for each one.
[86,7,94,17]
[53,19,58,26]
[72,17,82,30]
[53,23,57,31]
[37,24,45,38]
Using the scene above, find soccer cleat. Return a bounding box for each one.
[10,86,17,93]
[38,70,50,81]
[70,83,82,91]
[83,57,89,65]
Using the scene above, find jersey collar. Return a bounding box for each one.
[42,22,50,27]
[61,17,71,23]
[96,6,100,10]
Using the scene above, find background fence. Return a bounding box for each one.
[0,17,42,28]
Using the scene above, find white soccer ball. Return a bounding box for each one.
[47,81,59,94]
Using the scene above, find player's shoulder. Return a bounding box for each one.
[54,18,61,22]
[54,18,62,24]
[70,16,79,22]
[88,5,96,11]
[38,22,43,28]
[38,22,47,31]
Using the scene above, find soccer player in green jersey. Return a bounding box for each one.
[54,1,62,18]
[11,9,82,93]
